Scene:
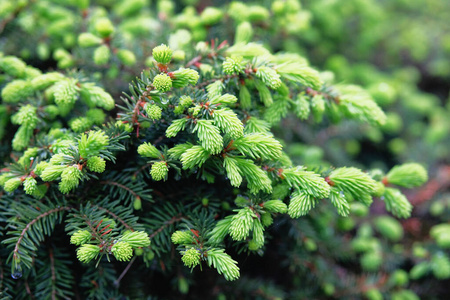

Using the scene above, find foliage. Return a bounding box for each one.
[0,0,448,299]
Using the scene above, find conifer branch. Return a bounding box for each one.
[13,206,71,263]
[96,206,136,232]
[149,215,184,240]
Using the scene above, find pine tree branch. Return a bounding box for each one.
[149,215,184,240]
[13,206,71,262]
[25,279,35,299]
[97,205,135,232]
[100,180,139,198]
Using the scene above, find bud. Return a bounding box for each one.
[311,94,325,122]
[153,73,172,92]
[70,117,93,132]
[431,253,450,279]
[410,261,430,280]
[93,45,111,65]
[120,231,150,248]
[137,142,160,159]
[78,32,103,48]
[172,231,195,245]
[3,177,22,193]
[150,161,169,181]
[260,212,273,227]
[111,241,133,261]
[179,95,193,108]
[70,230,92,246]
[23,177,37,195]
[145,104,162,120]
[263,200,287,213]
[361,251,382,271]
[171,68,199,88]
[372,181,385,197]
[181,248,200,268]
[77,244,100,263]
[172,50,185,61]
[374,216,403,242]
[1,80,34,103]
[248,5,269,22]
[294,94,310,120]
[0,56,26,77]
[59,165,82,194]
[350,202,369,217]
[235,21,253,44]
[95,18,115,38]
[200,7,223,26]
[390,269,409,287]
[386,163,428,188]
[87,156,106,173]
[117,49,136,66]
[365,288,382,300]
[223,56,245,75]
[133,197,142,210]
[152,44,172,65]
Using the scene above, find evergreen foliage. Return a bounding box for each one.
[0,0,447,299]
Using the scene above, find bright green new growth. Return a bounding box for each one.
[145,104,162,120]
[181,248,201,269]
[151,161,169,181]
[70,230,92,246]
[138,142,161,159]
[77,244,100,264]
[223,56,245,74]
[229,207,256,241]
[1,80,34,103]
[172,231,195,245]
[382,188,413,218]
[111,241,133,261]
[86,156,106,173]
[153,73,173,92]
[386,163,428,188]
[152,44,173,65]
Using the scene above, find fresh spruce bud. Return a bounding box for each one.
[93,45,111,65]
[260,212,273,227]
[235,21,253,44]
[172,49,186,61]
[374,216,404,241]
[150,161,169,181]
[386,163,428,188]
[152,44,172,65]
[70,117,93,132]
[78,32,103,47]
[77,244,100,263]
[200,7,223,26]
[179,95,193,107]
[431,253,450,279]
[59,165,82,194]
[54,79,80,116]
[248,5,269,22]
[256,66,282,89]
[181,248,200,268]
[145,104,162,120]
[120,231,150,248]
[223,56,245,75]
[138,143,160,159]
[3,177,22,193]
[172,231,195,245]
[390,269,409,287]
[171,68,199,87]
[361,251,382,271]
[116,49,136,66]
[365,288,383,300]
[350,202,369,217]
[70,230,92,246]
[86,108,106,125]
[87,156,106,173]
[311,94,325,122]
[0,56,26,77]
[153,73,172,92]
[111,241,133,261]
[1,80,34,103]
[95,18,115,38]
[294,93,310,120]
[263,200,287,213]
[410,262,430,280]
[23,177,37,195]
[372,181,386,197]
